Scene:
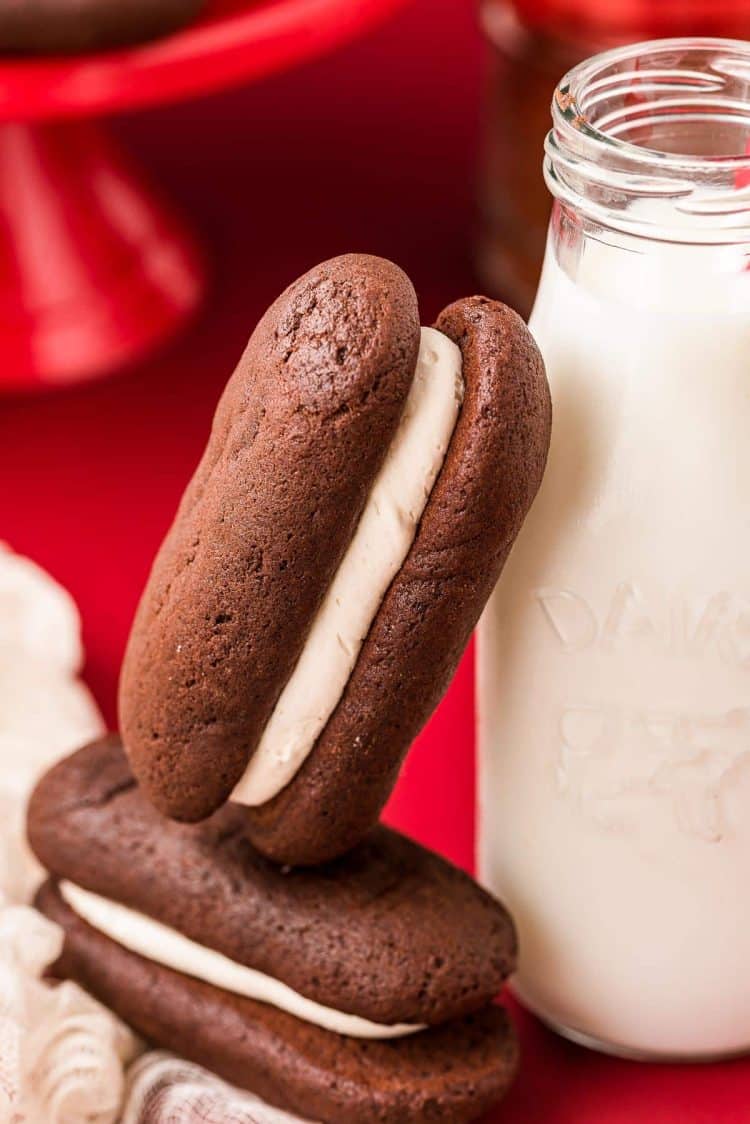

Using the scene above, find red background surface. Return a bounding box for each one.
[2,1,750,1119]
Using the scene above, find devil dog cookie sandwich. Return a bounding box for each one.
[0,0,204,52]
[29,736,520,1124]
[118,253,551,866]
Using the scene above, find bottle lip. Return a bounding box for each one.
[545,37,750,241]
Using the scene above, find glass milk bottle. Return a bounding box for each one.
[478,38,750,1059]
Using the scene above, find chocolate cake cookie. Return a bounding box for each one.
[118,253,551,865]
[0,0,205,52]
[28,737,517,1027]
[39,881,517,1124]
[29,738,519,1123]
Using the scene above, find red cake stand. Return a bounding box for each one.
[0,0,404,391]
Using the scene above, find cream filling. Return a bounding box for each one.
[59,881,424,1040]
[231,326,464,807]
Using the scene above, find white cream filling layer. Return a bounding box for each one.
[59,881,424,1040]
[232,326,464,807]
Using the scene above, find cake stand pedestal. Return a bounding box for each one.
[0,0,404,390]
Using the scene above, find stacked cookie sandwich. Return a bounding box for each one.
[28,255,551,1123]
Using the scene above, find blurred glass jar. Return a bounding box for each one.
[477,0,750,316]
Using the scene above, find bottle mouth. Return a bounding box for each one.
[545,37,750,241]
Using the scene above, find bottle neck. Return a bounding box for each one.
[545,37,750,246]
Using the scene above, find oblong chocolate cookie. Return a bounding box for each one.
[243,295,552,863]
[37,879,518,1124]
[119,255,420,823]
[0,0,205,52]
[119,255,550,865]
[27,737,517,1027]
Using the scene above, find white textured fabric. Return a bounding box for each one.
[0,545,313,1123]
[122,1053,316,1124]
[0,542,104,906]
[0,543,84,673]
[0,545,139,1124]
[0,905,139,1124]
